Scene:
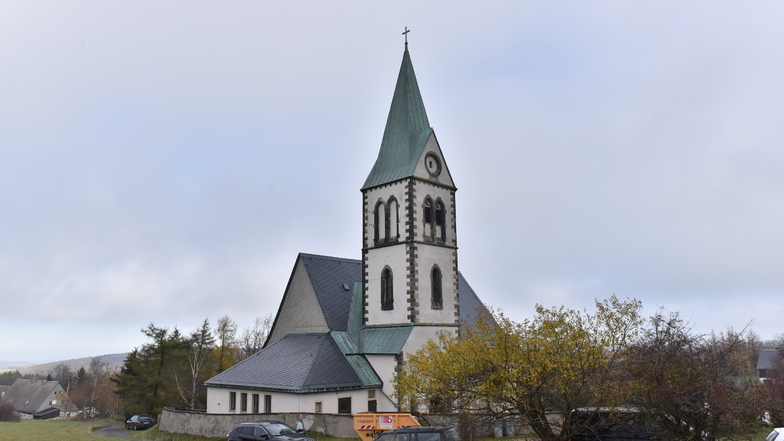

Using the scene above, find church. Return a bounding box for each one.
[204,42,487,416]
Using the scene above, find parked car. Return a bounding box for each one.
[227,420,313,441]
[125,414,155,430]
[767,428,784,441]
[373,426,460,441]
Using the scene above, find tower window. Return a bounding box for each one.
[435,200,446,241]
[431,266,443,309]
[381,268,394,310]
[374,201,385,245]
[388,197,399,241]
[423,197,433,237]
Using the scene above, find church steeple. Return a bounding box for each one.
[361,44,459,331]
[362,47,433,190]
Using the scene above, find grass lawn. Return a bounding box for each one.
[0,419,110,441]
[0,419,355,441]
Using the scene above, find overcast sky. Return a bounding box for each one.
[2,1,783,364]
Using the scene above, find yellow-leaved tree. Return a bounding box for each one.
[395,295,642,441]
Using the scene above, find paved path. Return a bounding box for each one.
[93,423,134,440]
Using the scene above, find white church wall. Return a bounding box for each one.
[206,387,394,415]
[365,245,409,325]
[415,245,458,325]
[365,354,400,405]
[412,134,455,190]
[363,183,407,249]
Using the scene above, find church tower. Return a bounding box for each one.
[361,44,460,342]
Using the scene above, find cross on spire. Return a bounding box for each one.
[402,26,410,47]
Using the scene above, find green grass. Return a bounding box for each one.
[0,419,110,441]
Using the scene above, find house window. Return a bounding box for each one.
[431,266,443,309]
[264,394,272,413]
[241,393,248,412]
[338,397,352,414]
[229,392,237,412]
[252,394,260,414]
[315,401,323,413]
[368,399,377,412]
[435,200,446,241]
[381,268,393,310]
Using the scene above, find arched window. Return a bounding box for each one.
[423,197,433,237]
[431,266,443,309]
[388,198,399,241]
[374,201,385,245]
[381,268,394,310]
[435,200,446,241]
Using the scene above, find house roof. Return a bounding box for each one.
[206,332,379,392]
[362,47,433,190]
[758,348,782,371]
[1,379,63,414]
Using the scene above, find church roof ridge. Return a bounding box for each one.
[362,46,433,190]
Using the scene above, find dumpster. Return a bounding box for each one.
[353,413,421,439]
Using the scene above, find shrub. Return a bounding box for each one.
[0,400,20,422]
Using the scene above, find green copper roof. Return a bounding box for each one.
[362,47,433,190]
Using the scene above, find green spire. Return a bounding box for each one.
[362,47,433,190]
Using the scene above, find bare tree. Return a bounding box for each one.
[50,363,76,393]
[238,314,273,360]
[176,318,215,409]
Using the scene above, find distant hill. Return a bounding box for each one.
[15,353,127,375]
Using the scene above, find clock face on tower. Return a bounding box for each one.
[425,153,441,176]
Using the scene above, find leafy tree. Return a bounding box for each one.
[396,295,643,441]
[69,357,119,418]
[215,315,238,372]
[624,310,765,441]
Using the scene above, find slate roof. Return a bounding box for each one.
[207,255,487,393]
[362,47,433,190]
[1,379,63,414]
[206,333,377,392]
[300,254,361,331]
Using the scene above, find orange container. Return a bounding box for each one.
[353,413,421,439]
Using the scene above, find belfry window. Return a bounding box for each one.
[435,200,446,241]
[388,197,399,241]
[374,201,385,245]
[381,268,394,310]
[423,197,433,237]
[431,266,443,309]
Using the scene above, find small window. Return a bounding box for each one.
[315,401,322,413]
[241,393,248,412]
[368,399,377,412]
[338,397,352,414]
[252,394,260,414]
[229,392,237,412]
[264,394,272,413]
[431,266,443,309]
[381,268,394,310]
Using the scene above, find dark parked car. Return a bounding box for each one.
[373,426,460,441]
[227,420,313,441]
[125,414,155,430]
